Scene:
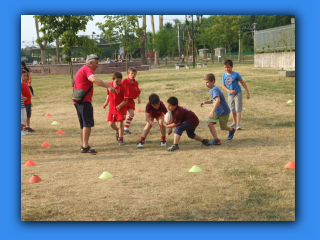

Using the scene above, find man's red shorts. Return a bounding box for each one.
[108,112,126,122]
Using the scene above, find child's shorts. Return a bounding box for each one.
[21,108,27,125]
[108,112,126,122]
[207,112,229,130]
[126,99,135,110]
[228,91,243,113]
[174,122,197,139]
[147,111,164,120]
[25,104,32,118]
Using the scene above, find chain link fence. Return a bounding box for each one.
[255,24,295,52]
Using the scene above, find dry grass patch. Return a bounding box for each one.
[21,63,295,221]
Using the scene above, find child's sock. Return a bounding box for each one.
[124,116,133,130]
[161,136,166,141]
[140,137,146,142]
[118,136,123,141]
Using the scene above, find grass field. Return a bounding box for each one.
[21,62,295,221]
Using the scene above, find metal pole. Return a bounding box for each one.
[192,15,195,68]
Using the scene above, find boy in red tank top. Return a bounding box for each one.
[103,72,128,145]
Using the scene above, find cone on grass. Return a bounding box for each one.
[136,109,143,112]
[41,142,51,147]
[99,171,113,179]
[45,113,52,117]
[56,130,65,135]
[188,165,202,173]
[284,161,295,169]
[287,100,293,104]
[52,121,59,125]
[28,175,42,183]
[24,160,36,166]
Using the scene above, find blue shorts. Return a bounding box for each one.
[174,122,197,139]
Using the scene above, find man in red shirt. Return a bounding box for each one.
[74,54,118,154]
[121,67,141,135]
[164,96,210,151]
[103,72,128,145]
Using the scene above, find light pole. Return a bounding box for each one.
[188,15,195,68]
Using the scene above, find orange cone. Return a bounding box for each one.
[28,175,42,183]
[136,109,143,112]
[24,160,36,166]
[284,161,295,169]
[41,142,51,147]
[45,113,52,117]
[56,130,65,135]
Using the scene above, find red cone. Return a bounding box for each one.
[284,161,295,169]
[28,175,42,183]
[41,142,51,147]
[24,160,36,166]
[45,113,52,117]
[56,130,65,135]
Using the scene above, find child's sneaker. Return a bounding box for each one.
[21,130,28,136]
[236,124,242,130]
[124,129,132,135]
[167,144,179,151]
[229,123,236,128]
[115,132,119,142]
[201,139,210,146]
[25,127,35,132]
[160,140,167,147]
[228,128,236,140]
[138,141,145,148]
[209,139,221,145]
[118,140,125,145]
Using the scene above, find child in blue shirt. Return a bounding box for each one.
[200,73,236,144]
[222,59,250,130]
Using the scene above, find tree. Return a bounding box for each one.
[154,27,175,65]
[97,15,143,71]
[34,15,94,86]
[138,15,147,65]
[34,17,48,64]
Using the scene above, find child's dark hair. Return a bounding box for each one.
[112,71,122,80]
[128,67,137,73]
[224,59,233,67]
[21,60,26,68]
[167,96,178,106]
[204,73,215,82]
[149,93,160,104]
[21,69,28,76]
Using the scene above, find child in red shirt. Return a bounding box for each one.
[138,93,168,148]
[164,96,209,151]
[21,69,34,132]
[103,72,128,145]
[121,67,141,135]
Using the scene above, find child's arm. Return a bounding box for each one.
[138,94,141,104]
[103,95,109,108]
[200,100,213,107]
[145,113,157,127]
[239,80,250,99]
[209,97,220,119]
[116,100,128,111]
[164,123,178,128]
[28,72,32,86]
[222,83,237,95]
[22,97,28,100]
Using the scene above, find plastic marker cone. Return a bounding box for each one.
[41,142,51,147]
[136,109,143,112]
[188,165,202,173]
[99,171,113,179]
[24,160,37,166]
[51,121,59,125]
[45,113,52,117]
[56,130,65,135]
[287,100,293,104]
[28,175,42,183]
[284,161,295,169]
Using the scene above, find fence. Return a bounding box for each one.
[255,24,295,53]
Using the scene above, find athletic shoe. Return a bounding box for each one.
[167,145,179,151]
[236,124,242,130]
[228,128,236,140]
[209,139,221,145]
[161,140,167,147]
[138,141,145,148]
[124,129,132,135]
[25,127,35,132]
[115,132,119,142]
[201,139,210,146]
[229,123,236,128]
[21,130,28,136]
[118,140,125,145]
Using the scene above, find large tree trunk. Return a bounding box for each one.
[35,18,47,63]
[56,38,60,64]
[68,51,74,86]
[140,15,147,65]
[150,15,159,66]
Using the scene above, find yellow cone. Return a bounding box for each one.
[99,171,113,179]
[188,165,202,173]
[287,100,293,104]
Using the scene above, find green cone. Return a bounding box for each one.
[52,121,59,125]
[99,171,113,179]
[188,165,202,173]
[287,100,293,104]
